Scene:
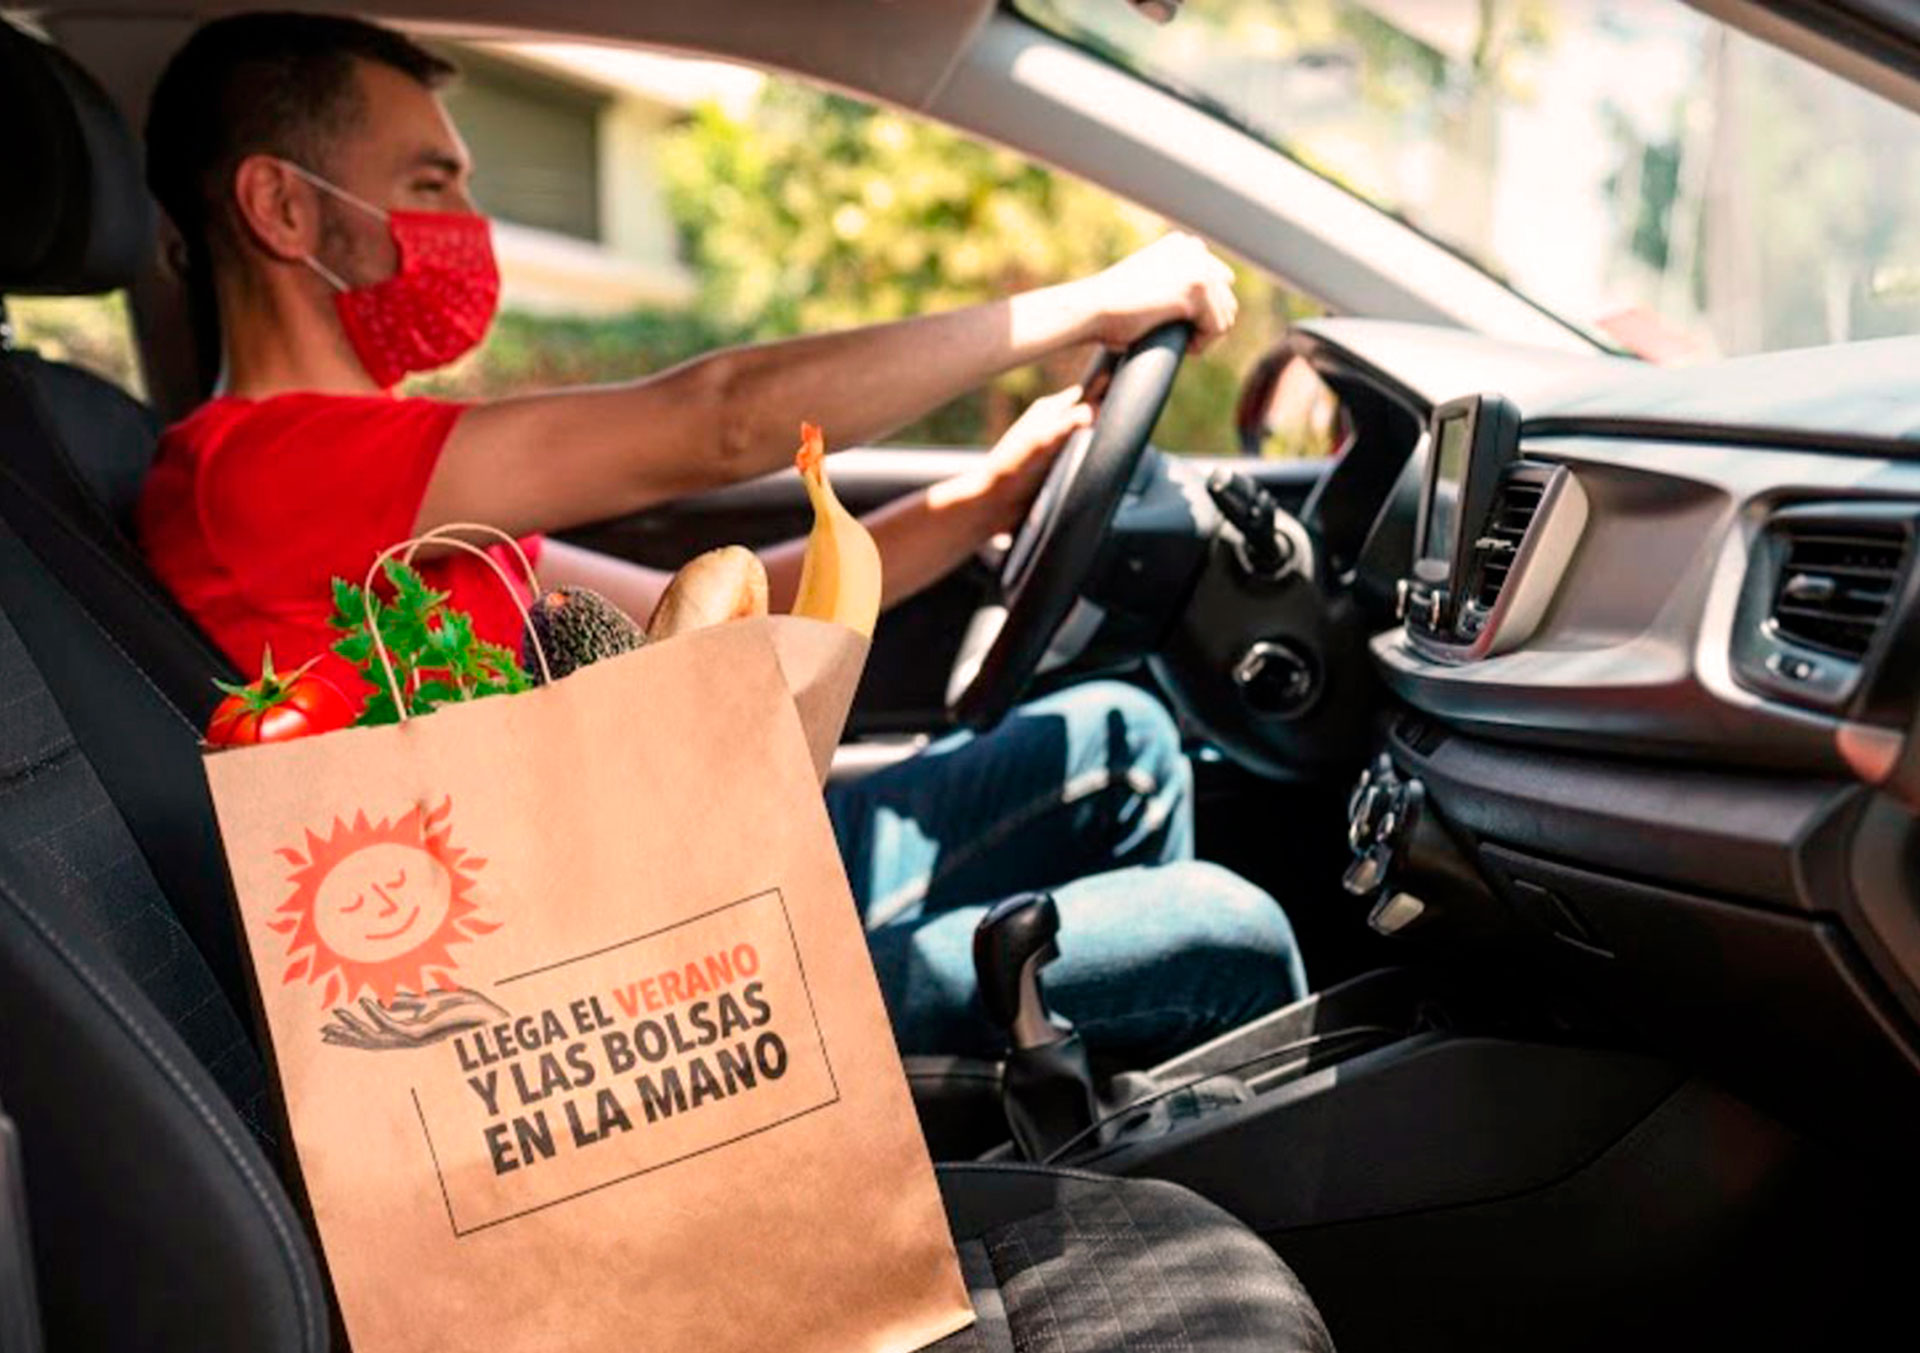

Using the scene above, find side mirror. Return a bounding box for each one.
[1233,348,1350,459]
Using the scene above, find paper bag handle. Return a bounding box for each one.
[362,522,554,721]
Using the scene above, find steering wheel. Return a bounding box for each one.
[949,320,1193,729]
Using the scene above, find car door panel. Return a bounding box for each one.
[561,447,1333,734]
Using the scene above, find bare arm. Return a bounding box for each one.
[413,235,1234,540]
[536,387,1093,623]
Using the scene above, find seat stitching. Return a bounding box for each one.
[1111,1182,1194,1350]
[0,371,218,731]
[960,1236,1015,1353]
[1071,1211,1133,1352]
[994,1225,1063,1353]
[61,595,198,731]
[0,460,200,732]
[0,741,79,789]
[0,870,325,1349]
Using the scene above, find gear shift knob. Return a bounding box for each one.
[973,892,1070,1048]
[973,893,1099,1160]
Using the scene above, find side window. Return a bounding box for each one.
[439,48,604,244]
[421,45,1323,457]
[6,292,147,400]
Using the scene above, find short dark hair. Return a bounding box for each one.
[145,11,455,253]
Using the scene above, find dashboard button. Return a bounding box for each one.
[1233,640,1318,716]
[1765,651,1821,683]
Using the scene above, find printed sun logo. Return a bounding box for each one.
[268,798,498,1007]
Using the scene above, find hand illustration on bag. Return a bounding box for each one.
[320,988,509,1051]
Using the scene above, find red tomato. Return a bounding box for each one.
[206,649,355,747]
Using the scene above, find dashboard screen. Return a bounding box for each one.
[1423,413,1471,565]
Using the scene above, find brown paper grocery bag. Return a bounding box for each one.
[204,600,974,1352]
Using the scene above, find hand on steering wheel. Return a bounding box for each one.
[968,385,1102,535]
[949,321,1193,730]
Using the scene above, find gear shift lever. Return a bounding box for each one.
[973,893,1099,1161]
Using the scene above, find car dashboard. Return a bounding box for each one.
[1295,319,1920,1164]
[1377,432,1918,775]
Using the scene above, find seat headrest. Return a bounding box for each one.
[0,22,153,296]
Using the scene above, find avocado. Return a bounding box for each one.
[522,586,645,683]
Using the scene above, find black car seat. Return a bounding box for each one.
[0,563,324,1350]
[0,20,254,1037]
[0,19,1335,1351]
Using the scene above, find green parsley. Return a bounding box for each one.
[328,560,532,726]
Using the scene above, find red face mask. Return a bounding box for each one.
[288,162,500,390]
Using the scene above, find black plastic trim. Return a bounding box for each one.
[1282,326,1431,425]
[1111,1034,1681,1232]
[1408,394,1521,630]
[1756,0,1920,87]
[1478,844,1920,1164]
[1390,720,1861,909]
[1272,1075,1909,1352]
[1288,331,1426,574]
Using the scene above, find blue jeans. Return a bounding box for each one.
[827,681,1307,1065]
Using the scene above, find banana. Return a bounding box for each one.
[792,422,883,638]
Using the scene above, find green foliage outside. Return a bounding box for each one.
[8,292,145,398]
[424,80,1324,456]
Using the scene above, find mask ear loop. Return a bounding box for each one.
[280,158,389,220]
[280,159,386,292]
[361,524,553,724]
[301,255,351,292]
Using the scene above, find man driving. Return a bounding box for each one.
[137,11,1307,1066]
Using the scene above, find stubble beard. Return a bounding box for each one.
[315,194,392,291]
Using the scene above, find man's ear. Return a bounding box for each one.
[231,155,321,262]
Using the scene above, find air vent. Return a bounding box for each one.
[1768,523,1909,659]
[1471,476,1546,608]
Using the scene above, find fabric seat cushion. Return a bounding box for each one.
[933,1163,1334,1352]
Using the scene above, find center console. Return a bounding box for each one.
[1023,397,1627,1178]
[1334,394,1602,939]
[1042,968,1685,1236]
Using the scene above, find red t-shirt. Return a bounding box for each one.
[137,392,542,708]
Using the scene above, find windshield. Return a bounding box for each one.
[1017,0,1920,360]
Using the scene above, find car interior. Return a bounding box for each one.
[4,1,1920,1350]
